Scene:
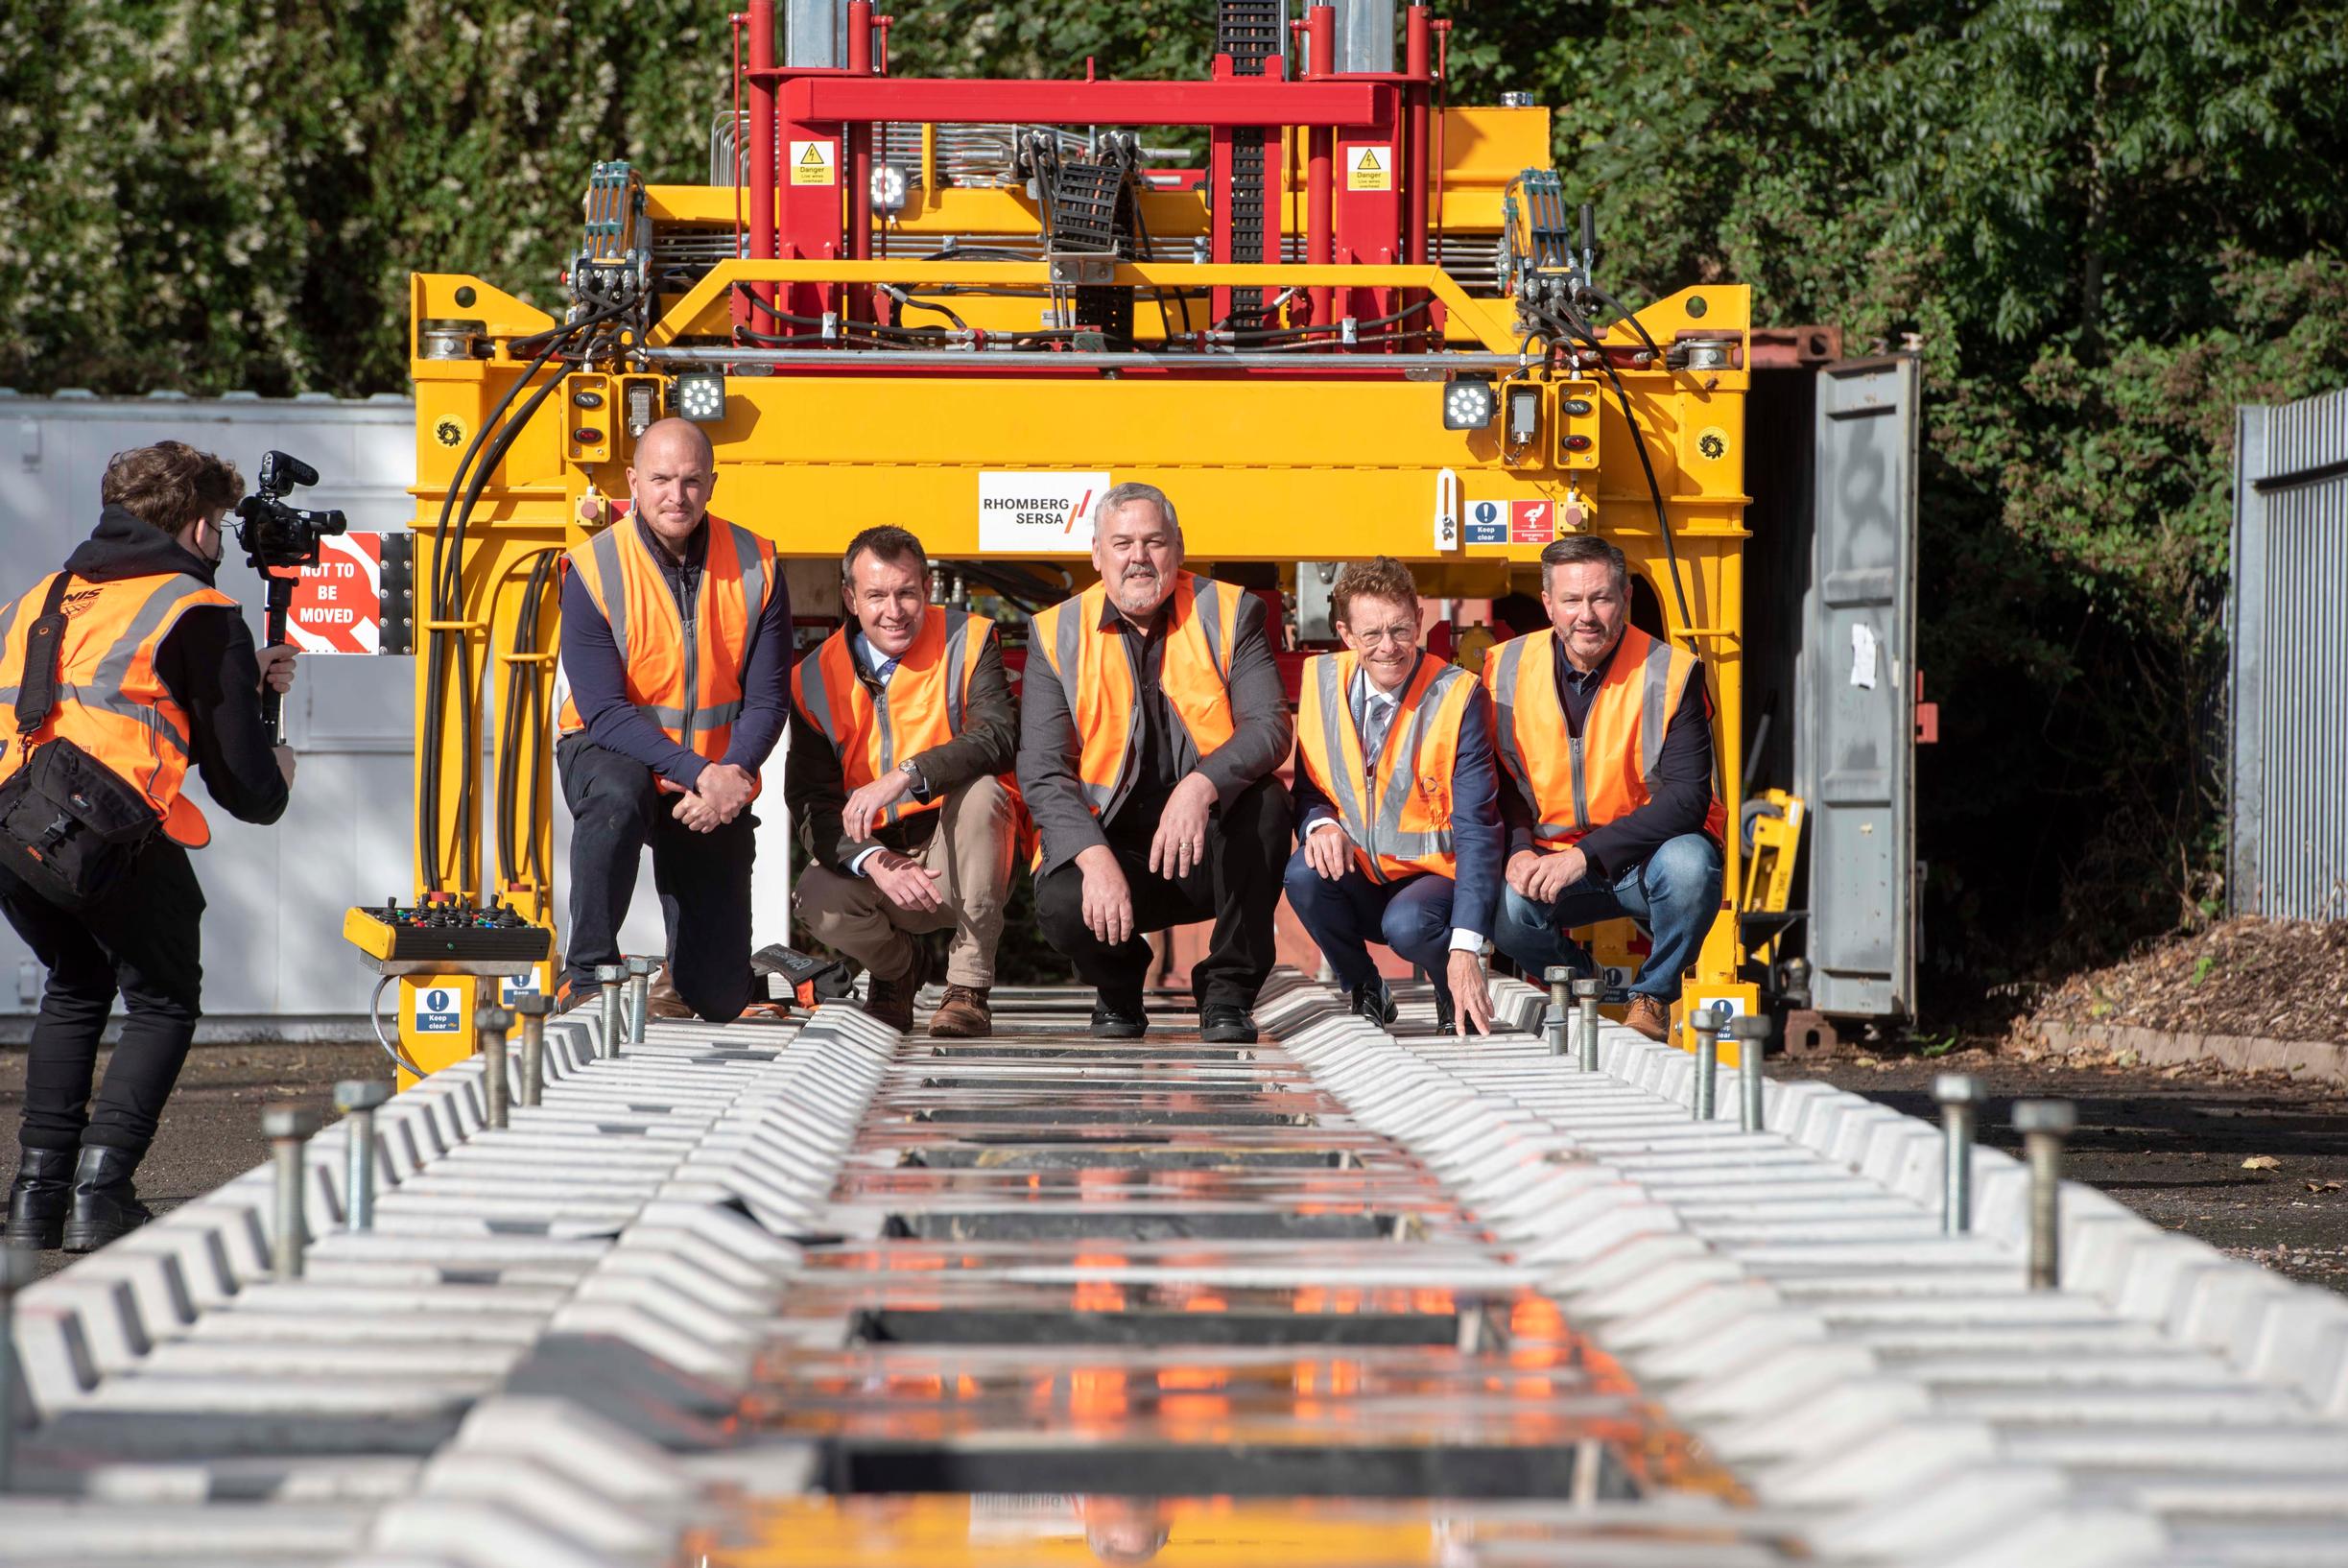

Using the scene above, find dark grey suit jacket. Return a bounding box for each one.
[1016,585,1293,872]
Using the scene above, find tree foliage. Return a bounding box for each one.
[4,0,2342,1001]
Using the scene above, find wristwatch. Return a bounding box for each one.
[897,757,930,801]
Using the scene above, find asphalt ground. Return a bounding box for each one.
[1805,1048,2348,1295]
[4,1035,2344,1296]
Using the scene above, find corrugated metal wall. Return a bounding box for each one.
[2231,387,2348,919]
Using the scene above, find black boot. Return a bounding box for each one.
[61,1145,152,1254]
[5,1146,75,1250]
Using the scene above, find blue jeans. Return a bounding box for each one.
[1283,846,1460,1005]
[1492,833,1722,1001]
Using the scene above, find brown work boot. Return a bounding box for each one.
[647,967,697,1020]
[862,944,931,1033]
[1624,993,1670,1042]
[927,985,992,1038]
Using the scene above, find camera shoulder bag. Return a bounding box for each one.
[0,572,165,910]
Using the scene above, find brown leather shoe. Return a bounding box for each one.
[927,985,992,1038]
[647,967,697,1020]
[1624,993,1670,1042]
[862,944,931,1033]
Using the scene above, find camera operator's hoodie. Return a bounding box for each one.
[59,506,290,828]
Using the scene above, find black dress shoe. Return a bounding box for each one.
[61,1145,152,1254]
[5,1145,74,1250]
[1090,998,1148,1039]
[1432,990,1457,1036]
[1198,1004,1259,1044]
[1350,979,1398,1028]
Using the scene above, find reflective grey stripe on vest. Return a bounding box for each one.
[1492,633,1577,842]
[1041,602,1119,816]
[1636,634,1676,779]
[795,638,838,746]
[91,576,221,700]
[730,523,769,629]
[636,697,743,730]
[1192,577,1228,676]
[941,609,971,732]
[1311,656,1375,846]
[579,528,631,671]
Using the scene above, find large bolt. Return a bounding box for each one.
[626,956,654,1043]
[596,963,629,1056]
[2013,1099,2076,1290]
[0,1247,35,1492]
[475,1007,513,1130]
[511,993,551,1106]
[1731,1016,1769,1131]
[1543,966,1574,1057]
[1573,979,1602,1072]
[1686,1005,1721,1121]
[333,1081,392,1233]
[263,1106,321,1281]
[1934,1074,1985,1233]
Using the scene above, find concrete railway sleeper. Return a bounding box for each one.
[0,973,2344,1566]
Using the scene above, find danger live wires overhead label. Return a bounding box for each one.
[977,471,1111,555]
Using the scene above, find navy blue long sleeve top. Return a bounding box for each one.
[1293,662,1505,941]
[558,515,794,789]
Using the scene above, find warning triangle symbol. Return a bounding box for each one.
[800,144,827,165]
[1356,148,1382,172]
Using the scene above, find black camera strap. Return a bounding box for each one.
[13,571,76,736]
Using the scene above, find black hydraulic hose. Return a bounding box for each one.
[1537,300,1699,654]
[419,313,607,891]
[1588,283,1660,356]
[494,547,562,891]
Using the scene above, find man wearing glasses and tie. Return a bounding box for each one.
[1284,557,1503,1036]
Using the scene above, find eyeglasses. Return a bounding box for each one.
[1348,624,1419,647]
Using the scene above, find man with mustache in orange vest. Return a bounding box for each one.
[556,418,792,1023]
[1485,535,1726,1040]
[1018,483,1294,1042]
[2,442,297,1252]
[787,526,1018,1038]
[1285,557,1503,1038]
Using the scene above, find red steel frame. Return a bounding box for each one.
[733,2,1442,343]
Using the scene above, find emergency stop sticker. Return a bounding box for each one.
[790,139,837,186]
[282,534,383,654]
[1345,145,1393,191]
[1509,500,1554,542]
[978,470,1112,555]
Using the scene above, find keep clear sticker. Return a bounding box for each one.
[415,985,462,1033]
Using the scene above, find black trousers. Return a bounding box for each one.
[1,841,205,1157]
[558,735,756,1023]
[1035,776,1293,1010]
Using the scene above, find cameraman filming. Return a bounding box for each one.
[1,442,297,1253]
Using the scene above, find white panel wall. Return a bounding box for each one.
[0,392,794,1034]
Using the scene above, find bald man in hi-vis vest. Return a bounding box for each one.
[1485,535,1726,1040]
[556,419,793,1024]
[1017,483,1294,1044]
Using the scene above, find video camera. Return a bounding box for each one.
[232,451,347,572]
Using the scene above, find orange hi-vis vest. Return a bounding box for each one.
[1483,625,1728,851]
[793,606,992,829]
[1030,572,1243,821]
[557,514,777,765]
[0,571,240,848]
[1295,650,1476,883]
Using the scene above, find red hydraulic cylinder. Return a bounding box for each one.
[846,0,874,321]
[747,0,778,323]
[1404,4,1430,270]
[1305,5,1336,331]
